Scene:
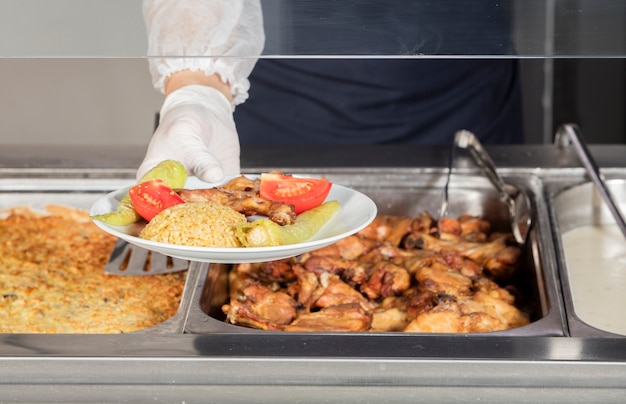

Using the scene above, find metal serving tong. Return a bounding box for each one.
[555,123,626,239]
[105,239,189,276]
[441,130,532,245]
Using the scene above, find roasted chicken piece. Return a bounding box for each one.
[289,264,320,311]
[304,234,378,260]
[404,301,508,333]
[437,215,491,242]
[223,281,297,331]
[414,264,473,297]
[370,288,439,332]
[437,217,463,241]
[438,249,485,278]
[461,291,530,330]
[218,174,260,192]
[177,171,298,225]
[235,260,297,284]
[360,261,411,300]
[313,273,375,312]
[458,214,491,242]
[283,303,372,332]
[404,283,530,333]
[396,248,483,280]
[371,307,409,332]
[473,277,517,304]
[403,287,440,319]
[401,261,529,333]
[357,215,415,245]
[301,255,369,285]
[411,233,521,278]
[177,187,296,226]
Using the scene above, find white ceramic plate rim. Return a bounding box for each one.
[90,175,377,263]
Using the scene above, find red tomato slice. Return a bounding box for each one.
[129,179,185,221]
[259,173,332,214]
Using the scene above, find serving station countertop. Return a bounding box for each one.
[1,144,626,403]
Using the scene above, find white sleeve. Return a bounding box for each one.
[143,0,265,105]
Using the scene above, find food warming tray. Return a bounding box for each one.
[185,170,564,337]
[0,175,200,334]
[546,176,626,337]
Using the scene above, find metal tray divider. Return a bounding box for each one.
[139,261,205,334]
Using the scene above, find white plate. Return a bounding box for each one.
[90,175,377,263]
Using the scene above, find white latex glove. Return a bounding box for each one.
[136,85,240,183]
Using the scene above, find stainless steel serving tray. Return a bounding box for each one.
[0,175,198,334]
[185,170,565,337]
[546,175,626,338]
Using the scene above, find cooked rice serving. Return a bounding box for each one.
[140,202,246,247]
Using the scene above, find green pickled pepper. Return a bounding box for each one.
[236,200,340,247]
[92,160,187,226]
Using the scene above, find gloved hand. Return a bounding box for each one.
[137,85,240,183]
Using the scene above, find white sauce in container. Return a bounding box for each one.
[562,224,626,336]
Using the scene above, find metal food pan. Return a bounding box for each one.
[547,177,626,337]
[185,170,564,337]
[0,176,194,334]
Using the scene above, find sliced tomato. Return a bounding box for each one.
[129,179,185,221]
[259,173,332,214]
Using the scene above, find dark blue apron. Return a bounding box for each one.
[234,1,523,145]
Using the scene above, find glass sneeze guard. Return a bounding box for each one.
[0,0,624,59]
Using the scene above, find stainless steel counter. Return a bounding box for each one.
[1,144,626,403]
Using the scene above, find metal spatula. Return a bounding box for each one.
[105,239,189,276]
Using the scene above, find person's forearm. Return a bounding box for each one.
[164,70,232,102]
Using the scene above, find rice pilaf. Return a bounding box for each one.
[140,202,247,247]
